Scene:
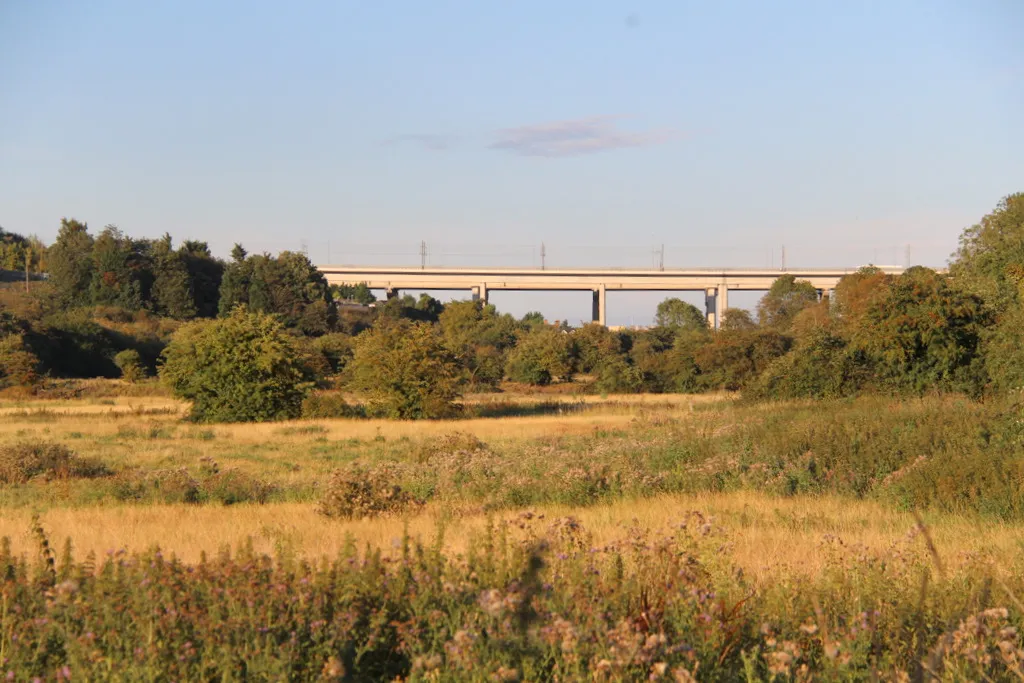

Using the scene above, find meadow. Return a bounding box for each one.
[2,382,1024,680]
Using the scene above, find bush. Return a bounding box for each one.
[415,431,489,462]
[202,468,276,505]
[318,464,420,519]
[984,304,1024,392]
[159,307,315,423]
[312,333,354,375]
[113,348,145,382]
[112,468,201,504]
[504,326,574,385]
[0,442,110,484]
[33,311,122,378]
[348,320,464,419]
[0,334,41,388]
[747,332,867,400]
[301,392,364,419]
[593,355,645,394]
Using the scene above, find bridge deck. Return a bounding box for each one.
[317,264,906,327]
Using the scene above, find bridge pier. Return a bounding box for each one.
[705,288,716,329]
[591,285,606,326]
[385,287,399,300]
[716,282,729,328]
[470,284,489,305]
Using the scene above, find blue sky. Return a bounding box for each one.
[2,1,1022,324]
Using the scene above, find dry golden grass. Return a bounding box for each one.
[0,392,722,437]
[6,492,1021,586]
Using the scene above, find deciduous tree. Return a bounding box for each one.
[348,320,464,418]
[160,307,314,422]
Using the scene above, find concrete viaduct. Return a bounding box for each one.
[318,265,906,328]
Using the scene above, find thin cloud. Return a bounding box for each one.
[490,116,672,158]
[383,134,454,151]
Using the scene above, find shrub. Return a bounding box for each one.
[113,348,145,382]
[505,326,574,385]
[984,304,1024,392]
[851,267,991,396]
[0,334,41,388]
[348,320,464,419]
[34,311,122,378]
[747,331,867,400]
[416,431,489,462]
[0,442,109,484]
[112,468,201,504]
[202,468,276,505]
[312,333,354,375]
[318,464,420,519]
[301,391,364,419]
[593,355,645,394]
[159,307,315,423]
[571,323,626,374]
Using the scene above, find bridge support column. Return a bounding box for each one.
[385,287,398,300]
[591,285,606,326]
[705,288,717,329]
[716,282,729,328]
[470,285,490,304]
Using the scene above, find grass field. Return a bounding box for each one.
[2,383,1024,679]
[5,492,1023,583]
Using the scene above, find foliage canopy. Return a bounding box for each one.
[160,307,314,422]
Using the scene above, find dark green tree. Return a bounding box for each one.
[628,329,676,392]
[179,240,224,318]
[46,218,95,306]
[748,330,866,400]
[505,325,575,385]
[438,300,518,388]
[218,249,332,333]
[160,307,315,422]
[852,267,990,395]
[694,329,790,391]
[89,225,147,309]
[572,323,627,374]
[654,297,708,331]
[150,235,197,319]
[218,247,256,315]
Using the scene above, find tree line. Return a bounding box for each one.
[1,192,1022,420]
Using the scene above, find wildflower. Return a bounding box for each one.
[767,651,792,677]
[491,666,520,682]
[55,580,78,599]
[672,664,699,682]
[799,621,818,635]
[414,654,442,671]
[649,662,669,679]
[321,656,345,680]
[478,588,506,618]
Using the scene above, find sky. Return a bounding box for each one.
[2,1,1022,324]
